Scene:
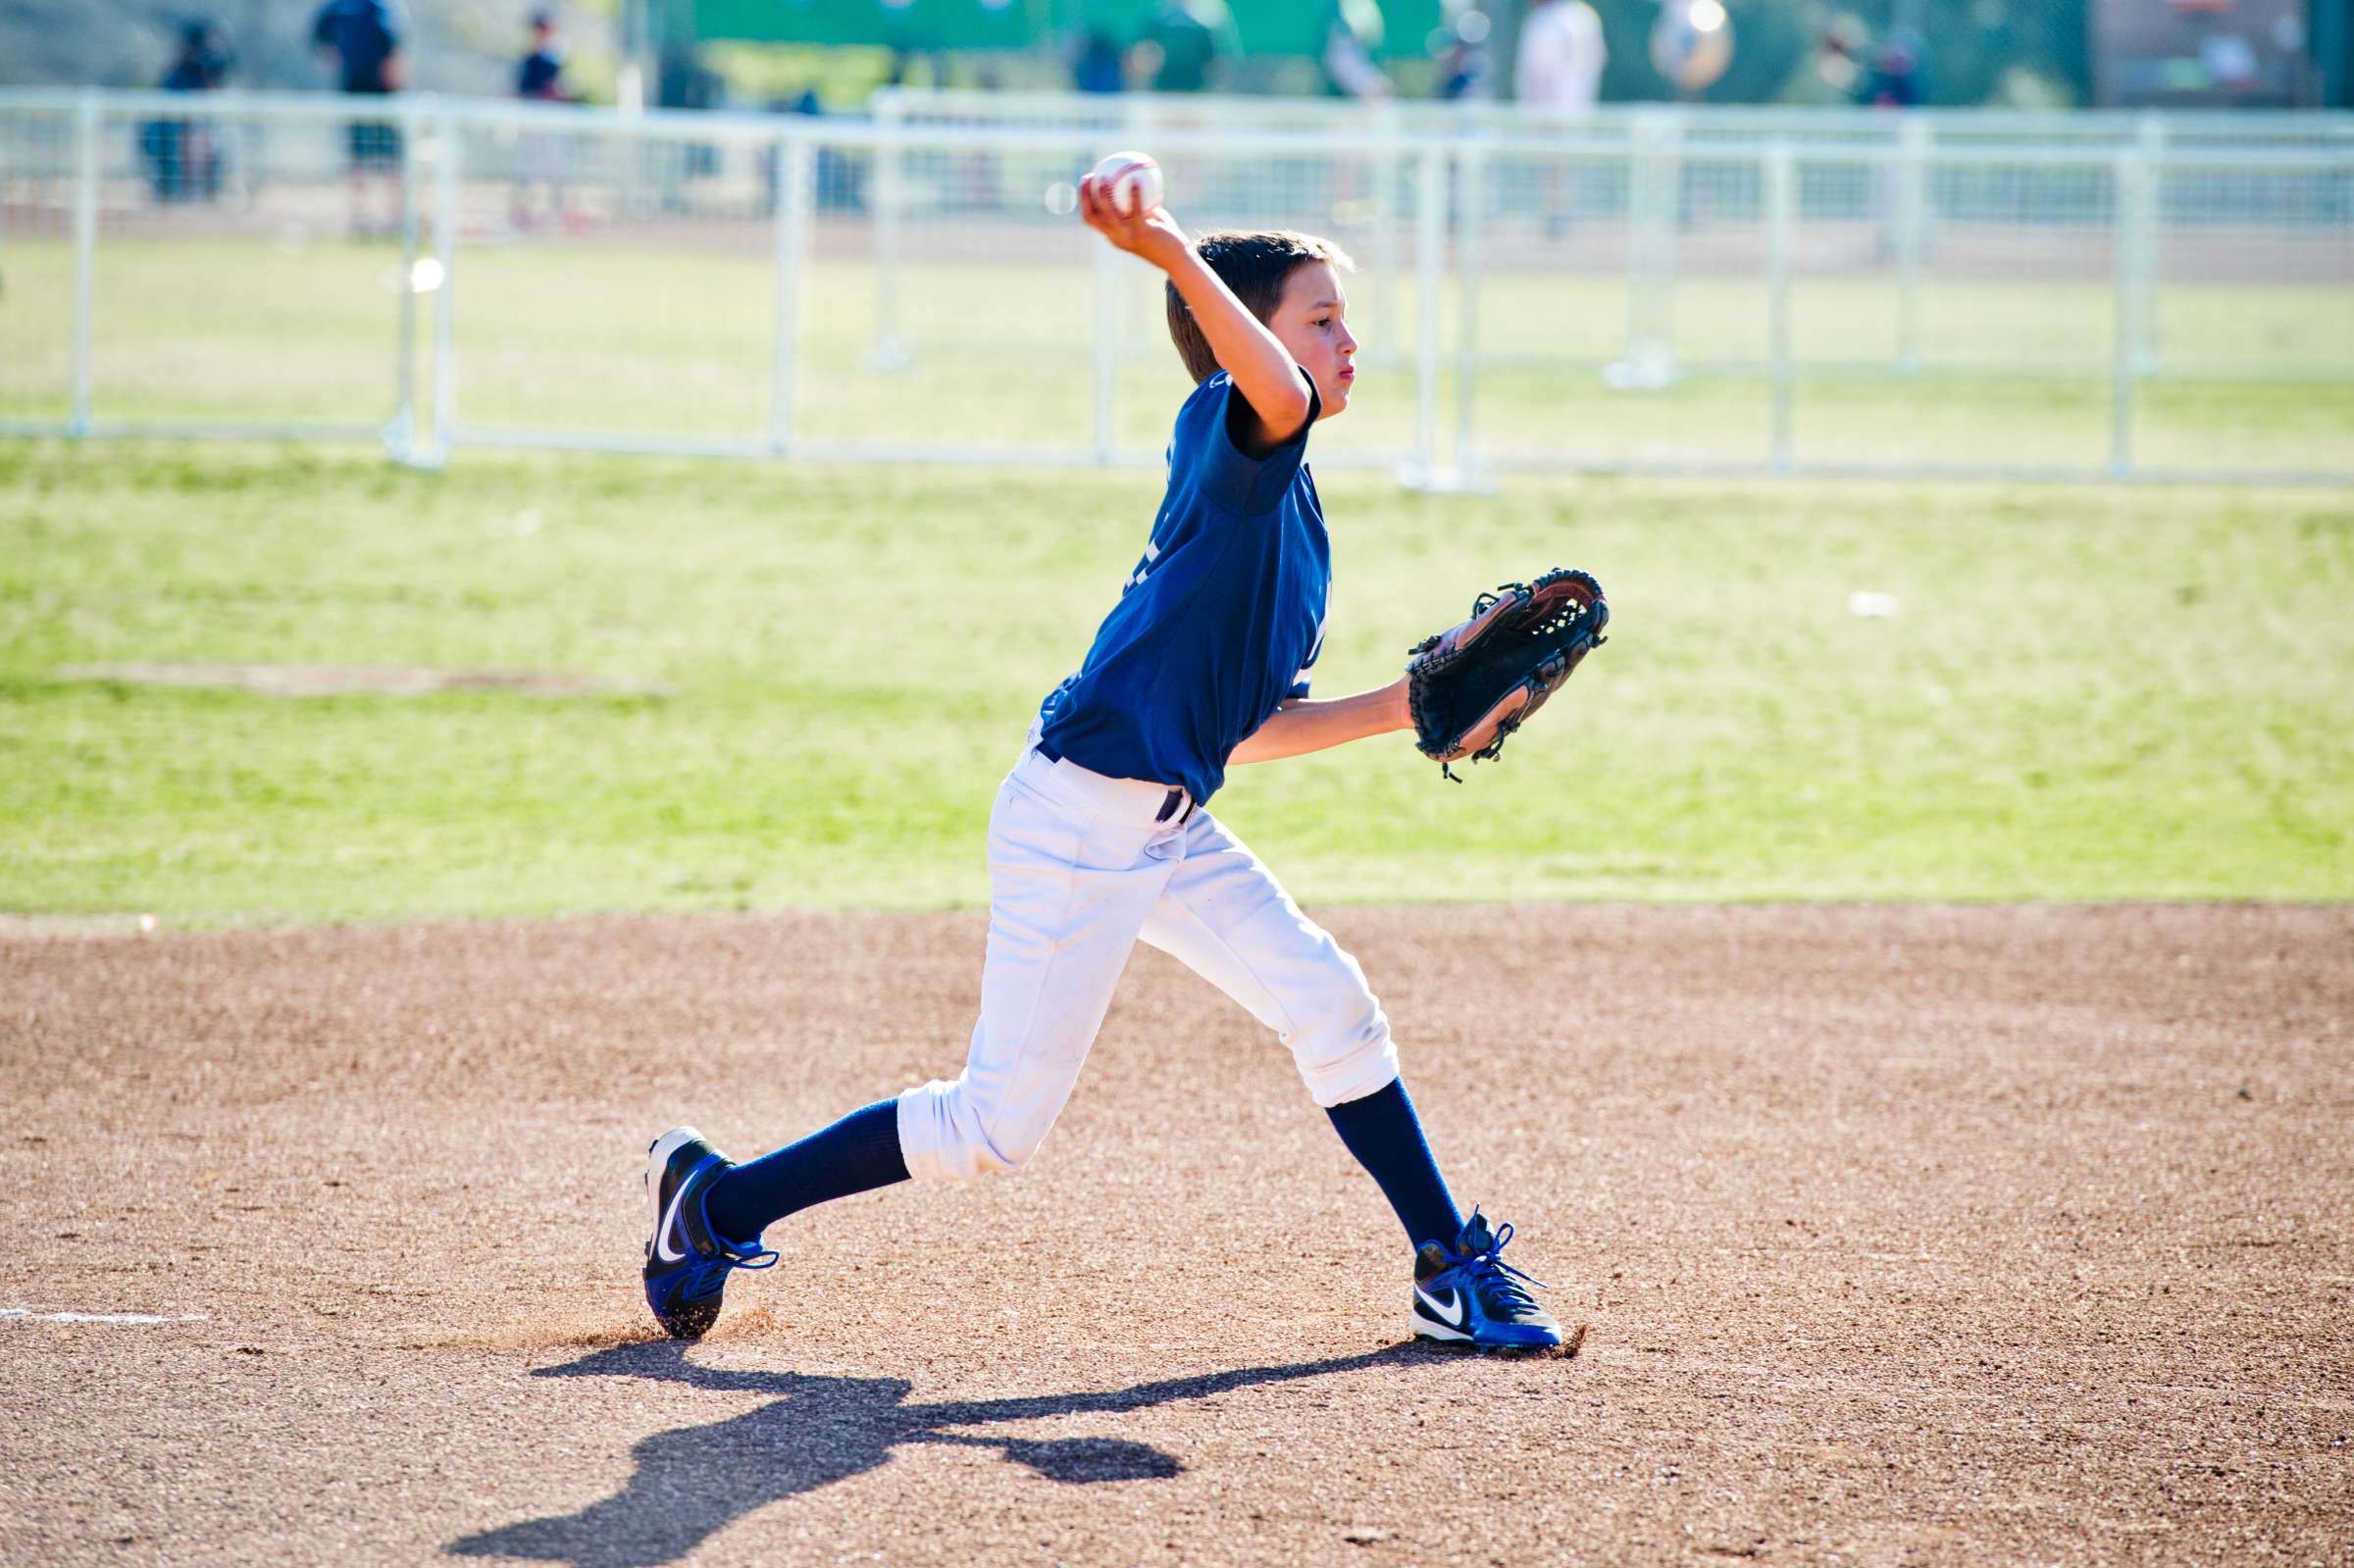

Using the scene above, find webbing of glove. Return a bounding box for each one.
[1405,567,1609,781]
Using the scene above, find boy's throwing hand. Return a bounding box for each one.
[1075,176,1319,447]
[1079,174,1189,272]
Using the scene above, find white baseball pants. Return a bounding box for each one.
[896,741,1400,1183]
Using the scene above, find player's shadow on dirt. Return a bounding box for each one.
[449,1339,1448,1568]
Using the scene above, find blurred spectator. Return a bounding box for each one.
[1139,0,1237,93]
[1858,25,1928,107]
[1434,4,1492,101]
[1321,0,1393,99]
[793,88,864,212]
[657,49,723,184]
[311,0,406,236]
[1514,0,1606,112]
[142,20,232,202]
[515,9,577,103]
[763,90,864,217]
[657,48,721,110]
[1517,0,1605,238]
[511,11,577,232]
[164,17,233,91]
[1069,27,1125,94]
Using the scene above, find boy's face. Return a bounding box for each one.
[1266,261,1357,420]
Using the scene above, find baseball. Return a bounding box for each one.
[1091,151,1163,218]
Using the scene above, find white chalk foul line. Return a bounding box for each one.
[2,1307,209,1325]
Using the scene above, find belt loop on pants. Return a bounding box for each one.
[1155,788,1194,825]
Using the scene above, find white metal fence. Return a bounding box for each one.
[2,87,2349,482]
[875,85,2354,153]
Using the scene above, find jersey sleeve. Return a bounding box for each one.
[1172,372,1322,518]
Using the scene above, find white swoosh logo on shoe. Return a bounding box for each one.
[1415,1286,1465,1328]
[653,1170,697,1265]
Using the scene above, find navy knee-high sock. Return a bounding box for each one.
[705,1096,909,1244]
[1324,1077,1463,1249]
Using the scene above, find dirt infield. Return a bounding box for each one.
[3,904,2348,1567]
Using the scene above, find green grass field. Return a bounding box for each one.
[2,439,2348,924]
[4,233,2349,476]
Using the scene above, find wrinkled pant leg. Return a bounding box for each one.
[897,774,1178,1181]
[1138,810,1399,1109]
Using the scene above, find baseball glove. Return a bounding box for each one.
[1405,568,1609,780]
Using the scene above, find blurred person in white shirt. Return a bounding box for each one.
[1514,0,1606,112]
[1515,0,1607,239]
[1321,0,1395,100]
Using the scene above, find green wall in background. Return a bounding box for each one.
[691,0,1449,61]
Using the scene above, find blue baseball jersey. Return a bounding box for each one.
[1037,372,1329,805]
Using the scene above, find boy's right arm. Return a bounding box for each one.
[1078,177,1314,448]
[1227,683,1413,766]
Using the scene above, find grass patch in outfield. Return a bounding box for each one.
[4,236,2349,477]
[1,440,2349,922]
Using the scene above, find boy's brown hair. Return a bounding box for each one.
[1164,229,1356,385]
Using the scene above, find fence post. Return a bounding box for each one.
[1766,141,1796,473]
[1894,114,1928,374]
[70,88,99,438]
[770,130,809,457]
[1611,107,1681,389]
[871,94,908,371]
[1371,99,1402,369]
[1408,141,1446,484]
[391,95,423,462]
[1453,137,1484,483]
[2133,114,2167,372]
[428,101,460,467]
[2109,147,2155,479]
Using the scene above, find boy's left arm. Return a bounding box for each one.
[1228,679,1412,766]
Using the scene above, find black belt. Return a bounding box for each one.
[1034,741,1193,824]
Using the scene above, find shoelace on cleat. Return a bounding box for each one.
[720,1240,780,1272]
[668,1174,781,1273]
[701,1194,780,1272]
[1451,1220,1549,1318]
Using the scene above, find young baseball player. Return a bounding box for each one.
[641,170,1564,1352]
